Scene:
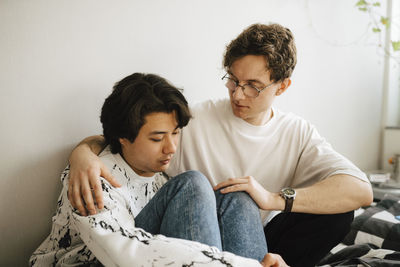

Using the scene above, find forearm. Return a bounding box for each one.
[69,135,105,167]
[290,174,373,214]
[214,174,372,215]
[71,135,105,158]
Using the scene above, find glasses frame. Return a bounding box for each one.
[221,73,276,98]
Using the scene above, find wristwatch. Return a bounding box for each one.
[279,187,296,213]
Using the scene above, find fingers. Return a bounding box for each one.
[72,177,88,216]
[93,163,118,210]
[220,183,248,194]
[100,164,120,188]
[82,178,96,215]
[213,176,271,210]
[261,254,274,267]
[67,142,110,216]
[91,176,104,210]
[213,177,249,191]
[261,253,289,267]
[68,170,105,216]
[68,182,75,209]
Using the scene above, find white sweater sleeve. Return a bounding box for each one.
[71,179,261,267]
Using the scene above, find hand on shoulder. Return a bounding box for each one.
[68,140,120,216]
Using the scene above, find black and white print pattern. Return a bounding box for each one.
[30,146,260,267]
[317,194,400,266]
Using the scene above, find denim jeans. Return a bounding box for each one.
[135,170,267,261]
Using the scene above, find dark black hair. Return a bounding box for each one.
[100,73,191,154]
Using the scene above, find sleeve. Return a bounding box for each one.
[71,179,261,267]
[292,122,369,188]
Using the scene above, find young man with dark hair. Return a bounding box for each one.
[31,73,284,266]
[68,23,373,267]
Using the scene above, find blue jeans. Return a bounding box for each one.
[135,170,267,261]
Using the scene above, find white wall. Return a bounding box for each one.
[0,0,385,265]
[386,0,400,127]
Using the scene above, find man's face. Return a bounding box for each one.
[227,55,288,125]
[119,112,180,177]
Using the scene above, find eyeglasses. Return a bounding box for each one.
[221,73,275,98]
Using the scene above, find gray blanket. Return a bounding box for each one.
[317,194,400,266]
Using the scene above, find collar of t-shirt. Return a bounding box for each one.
[106,148,157,185]
[225,100,280,135]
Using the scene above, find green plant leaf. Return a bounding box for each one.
[356,0,368,6]
[380,16,389,28]
[358,7,368,11]
[373,2,381,6]
[392,41,400,51]
[372,27,381,33]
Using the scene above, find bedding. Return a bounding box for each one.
[317,194,400,266]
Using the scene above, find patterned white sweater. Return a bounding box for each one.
[30,146,260,267]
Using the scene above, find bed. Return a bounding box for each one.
[316,194,400,266]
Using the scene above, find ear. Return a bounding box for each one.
[119,138,127,146]
[275,78,291,96]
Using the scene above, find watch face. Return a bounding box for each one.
[282,188,296,197]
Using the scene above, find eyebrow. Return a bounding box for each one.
[148,127,179,135]
[149,131,167,135]
[227,71,264,85]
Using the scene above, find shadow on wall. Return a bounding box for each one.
[0,145,73,266]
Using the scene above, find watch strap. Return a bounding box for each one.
[283,197,294,213]
[280,187,296,213]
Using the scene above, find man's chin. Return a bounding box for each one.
[156,164,170,173]
[230,103,246,118]
[232,109,247,120]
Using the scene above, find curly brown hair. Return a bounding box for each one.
[223,23,297,82]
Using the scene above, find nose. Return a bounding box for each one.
[163,135,177,155]
[232,84,246,100]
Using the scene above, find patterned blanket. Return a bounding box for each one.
[317,194,400,266]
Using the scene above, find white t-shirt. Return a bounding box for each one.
[30,146,260,267]
[168,98,368,222]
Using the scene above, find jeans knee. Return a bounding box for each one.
[175,170,214,201]
[217,191,259,214]
[177,170,210,187]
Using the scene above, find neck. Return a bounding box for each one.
[120,152,155,177]
[247,108,273,126]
